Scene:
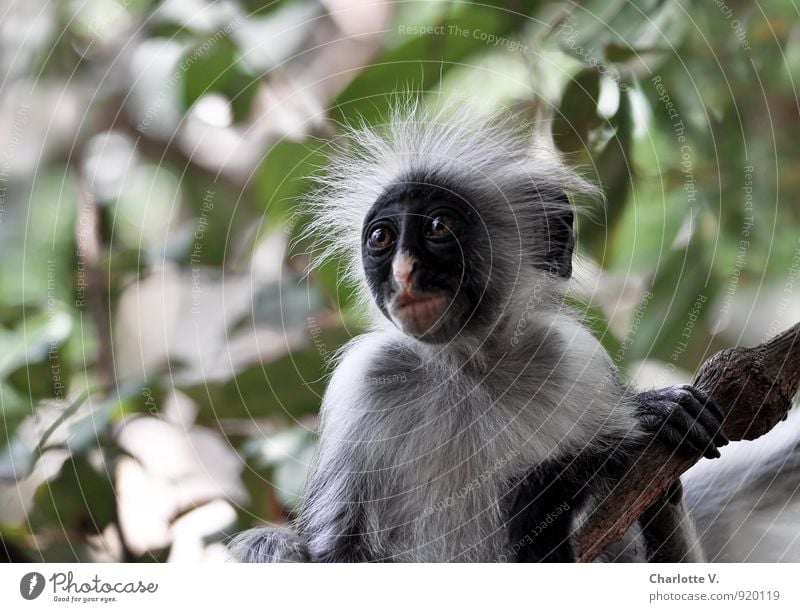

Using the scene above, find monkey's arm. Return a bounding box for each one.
[298,470,376,563]
[631,384,727,562]
[637,480,705,562]
[227,526,310,563]
[228,471,373,563]
[505,384,726,562]
[504,455,597,562]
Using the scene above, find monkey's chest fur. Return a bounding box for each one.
[308,323,631,562]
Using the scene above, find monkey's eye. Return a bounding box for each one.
[367,225,395,250]
[425,215,456,239]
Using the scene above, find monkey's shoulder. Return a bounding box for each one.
[323,331,436,403]
[323,319,624,406]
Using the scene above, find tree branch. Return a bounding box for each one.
[577,322,800,562]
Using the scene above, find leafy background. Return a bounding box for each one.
[1,0,798,561]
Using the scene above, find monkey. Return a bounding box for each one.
[229,101,730,563]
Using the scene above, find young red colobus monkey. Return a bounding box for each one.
[230,102,728,562]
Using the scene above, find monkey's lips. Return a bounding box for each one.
[389,291,448,337]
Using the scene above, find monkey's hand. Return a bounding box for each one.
[633,384,729,460]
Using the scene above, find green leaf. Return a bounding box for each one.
[253,139,331,232]
[240,0,292,16]
[273,435,315,511]
[0,392,89,481]
[242,425,317,512]
[229,70,260,122]
[0,308,72,379]
[0,172,77,306]
[181,325,353,425]
[0,387,133,482]
[0,382,30,449]
[181,36,237,110]
[30,456,116,535]
[627,221,718,367]
[0,435,34,482]
[575,87,634,264]
[553,69,602,155]
[313,256,361,314]
[332,3,516,125]
[242,425,313,469]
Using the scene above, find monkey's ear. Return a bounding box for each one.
[539,193,575,278]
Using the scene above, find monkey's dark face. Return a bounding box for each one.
[361,180,491,343]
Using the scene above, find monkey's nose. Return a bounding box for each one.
[391,252,417,291]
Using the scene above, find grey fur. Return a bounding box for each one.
[231,101,654,562]
[228,526,310,563]
[300,99,596,318]
[229,101,797,562]
[299,312,637,562]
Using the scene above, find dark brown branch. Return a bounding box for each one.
[577,322,800,562]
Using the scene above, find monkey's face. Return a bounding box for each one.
[361,180,493,344]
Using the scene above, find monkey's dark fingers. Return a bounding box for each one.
[673,385,729,448]
[640,419,714,459]
[684,385,724,418]
[662,401,724,459]
[680,385,729,438]
[636,404,720,460]
[636,386,728,451]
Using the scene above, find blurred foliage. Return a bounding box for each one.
[1,0,799,561]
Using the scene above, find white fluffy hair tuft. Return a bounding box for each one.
[298,97,599,305]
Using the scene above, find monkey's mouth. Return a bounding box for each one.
[388,291,448,337]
